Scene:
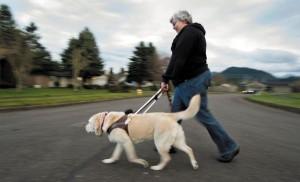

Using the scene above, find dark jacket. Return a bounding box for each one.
[162,23,208,86]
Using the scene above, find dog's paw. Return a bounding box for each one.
[132,159,149,168]
[150,165,163,171]
[192,161,199,170]
[141,159,149,168]
[102,158,116,164]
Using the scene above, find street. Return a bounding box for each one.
[0,94,299,182]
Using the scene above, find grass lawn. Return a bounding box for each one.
[247,92,300,109]
[0,88,155,110]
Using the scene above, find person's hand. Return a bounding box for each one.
[160,82,169,93]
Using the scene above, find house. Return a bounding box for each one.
[0,58,15,88]
[88,75,108,86]
[209,83,238,93]
[86,70,128,87]
[263,81,291,93]
[245,81,266,92]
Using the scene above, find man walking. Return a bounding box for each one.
[161,10,239,162]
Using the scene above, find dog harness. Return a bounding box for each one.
[107,115,129,135]
[100,112,108,133]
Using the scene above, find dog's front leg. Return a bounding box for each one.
[122,140,149,168]
[102,143,123,164]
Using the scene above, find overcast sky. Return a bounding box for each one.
[2,0,300,77]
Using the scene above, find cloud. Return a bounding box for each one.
[28,0,63,10]
[208,43,300,76]
[252,49,299,64]
[1,0,300,77]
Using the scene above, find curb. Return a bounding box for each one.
[245,97,300,114]
[0,96,152,113]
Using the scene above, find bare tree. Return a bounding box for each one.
[71,48,87,91]
[148,54,165,82]
[5,31,32,90]
[0,48,10,55]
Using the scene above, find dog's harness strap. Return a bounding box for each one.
[100,112,108,133]
[107,115,129,135]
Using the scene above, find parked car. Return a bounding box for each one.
[242,89,257,94]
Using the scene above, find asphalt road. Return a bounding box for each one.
[0,94,299,182]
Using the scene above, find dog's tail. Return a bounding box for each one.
[174,94,200,121]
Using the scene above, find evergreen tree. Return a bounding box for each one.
[61,38,78,76]
[25,22,58,75]
[78,28,104,80]
[0,4,16,48]
[127,42,150,85]
[127,42,160,85]
[61,28,104,83]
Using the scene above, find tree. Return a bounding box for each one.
[1,5,59,89]
[107,67,119,92]
[7,30,33,90]
[71,47,87,91]
[0,4,32,90]
[25,22,58,75]
[0,4,16,48]
[61,38,77,76]
[212,73,227,86]
[0,4,16,57]
[127,42,156,86]
[78,28,104,81]
[146,43,163,82]
[61,28,104,85]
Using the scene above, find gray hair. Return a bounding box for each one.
[170,10,193,24]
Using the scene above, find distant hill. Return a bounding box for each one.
[217,67,300,85]
[221,67,276,82]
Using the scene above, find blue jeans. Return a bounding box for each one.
[172,70,238,156]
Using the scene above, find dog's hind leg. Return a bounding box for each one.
[102,143,123,164]
[151,134,173,170]
[151,149,171,170]
[173,128,199,170]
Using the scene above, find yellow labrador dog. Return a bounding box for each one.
[85,94,200,170]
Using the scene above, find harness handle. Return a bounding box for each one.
[125,89,173,125]
[134,89,162,114]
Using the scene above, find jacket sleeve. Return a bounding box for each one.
[162,29,196,83]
